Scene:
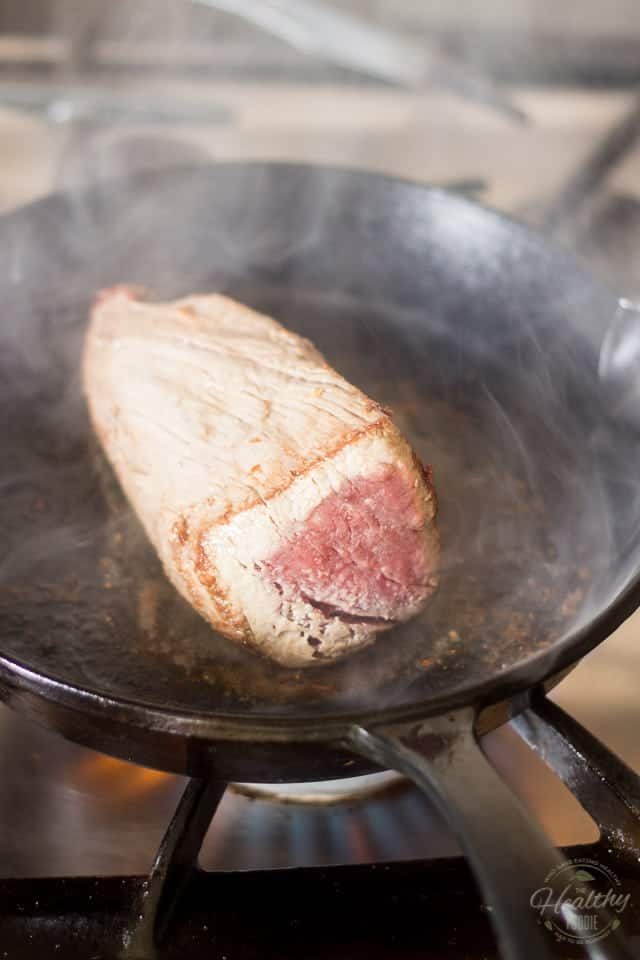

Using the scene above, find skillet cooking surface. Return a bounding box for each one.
[1,163,639,725]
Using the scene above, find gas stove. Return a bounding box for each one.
[3,5,640,958]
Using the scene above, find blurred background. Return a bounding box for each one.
[0,0,639,234]
[1,0,640,880]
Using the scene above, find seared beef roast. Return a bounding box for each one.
[83,288,438,666]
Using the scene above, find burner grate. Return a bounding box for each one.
[6,693,637,959]
[2,849,640,959]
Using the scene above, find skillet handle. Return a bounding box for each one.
[349,708,633,960]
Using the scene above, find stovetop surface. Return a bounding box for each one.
[2,14,640,956]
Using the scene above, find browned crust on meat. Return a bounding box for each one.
[195,530,248,634]
[194,533,214,589]
[169,515,249,641]
[202,415,390,526]
[199,415,437,534]
[173,516,190,545]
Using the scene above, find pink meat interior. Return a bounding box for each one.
[262,465,433,623]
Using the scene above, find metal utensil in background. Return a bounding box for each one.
[190,0,528,124]
[541,90,640,237]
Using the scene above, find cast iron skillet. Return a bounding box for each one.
[1,163,639,959]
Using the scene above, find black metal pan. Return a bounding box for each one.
[1,163,639,959]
